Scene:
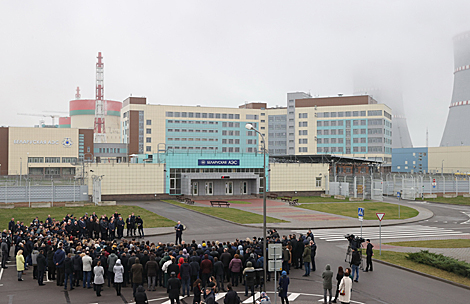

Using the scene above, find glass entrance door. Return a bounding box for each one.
[205,182,213,195]
[225,181,233,195]
[192,182,198,196]
[240,181,248,195]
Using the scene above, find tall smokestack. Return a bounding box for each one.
[440,31,470,147]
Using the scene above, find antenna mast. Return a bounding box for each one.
[94,52,106,143]
[426,127,428,147]
[75,86,81,99]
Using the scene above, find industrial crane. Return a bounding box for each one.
[17,113,63,125]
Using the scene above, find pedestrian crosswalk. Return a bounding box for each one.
[292,225,469,242]
[137,291,365,304]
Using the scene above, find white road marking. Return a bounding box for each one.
[461,212,470,224]
[0,267,3,281]
[243,292,260,303]
[288,292,300,301]
[292,225,469,242]
[215,292,227,301]
[160,295,187,304]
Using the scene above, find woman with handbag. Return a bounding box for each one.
[278,271,290,304]
[337,268,352,304]
[332,266,344,303]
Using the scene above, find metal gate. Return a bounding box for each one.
[402,178,416,200]
[371,179,383,201]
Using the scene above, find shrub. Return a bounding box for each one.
[406,250,470,278]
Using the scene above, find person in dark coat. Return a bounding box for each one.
[167,272,182,304]
[332,266,344,303]
[213,257,225,292]
[64,253,74,290]
[224,284,240,304]
[205,287,216,304]
[53,244,66,286]
[135,285,149,304]
[145,256,158,291]
[278,271,290,304]
[180,258,191,296]
[36,249,47,286]
[322,264,333,304]
[136,216,144,238]
[350,249,361,282]
[132,258,144,297]
[193,279,202,304]
[47,246,56,280]
[310,240,317,272]
[364,239,374,272]
[220,248,232,283]
[73,252,82,287]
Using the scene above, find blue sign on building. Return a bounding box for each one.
[198,159,240,166]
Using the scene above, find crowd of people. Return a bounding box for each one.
[0,213,369,304]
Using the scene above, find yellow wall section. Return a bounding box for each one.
[270,163,329,191]
[428,146,470,173]
[84,163,165,195]
[8,127,79,175]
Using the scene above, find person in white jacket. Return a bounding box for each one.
[338,268,353,304]
[82,251,93,288]
[114,259,124,296]
[94,261,105,297]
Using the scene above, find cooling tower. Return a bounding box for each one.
[440,31,470,147]
[354,68,413,149]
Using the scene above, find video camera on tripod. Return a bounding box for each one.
[344,234,365,250]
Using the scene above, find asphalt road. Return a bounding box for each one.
[1,200,469,304]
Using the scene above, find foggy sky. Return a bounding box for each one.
[1,0,469,147]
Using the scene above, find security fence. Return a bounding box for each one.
[328,173,470,200]
[0,178,88,204]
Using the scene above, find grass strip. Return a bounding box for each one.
[373,250,470,287]
[385,239,470,248]
[424,196,470,206]
[0,205,175,229]
[163,200,287,224]
[292,196,369,203]
[296,202,418,220]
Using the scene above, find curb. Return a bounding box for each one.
[160,200,433,231]
[160,200,264,230]
[372,257,470,291]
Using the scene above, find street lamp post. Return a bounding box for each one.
[245,123,267,290]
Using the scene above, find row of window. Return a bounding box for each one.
[28,157,78,163]
[168,129,219,133]
[166,112,247,120]
[317,119,389,127]
[168,138,219,142]
[168,120,218,125]
[164,146,258,153]
[315,110,384,118]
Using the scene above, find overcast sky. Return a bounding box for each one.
[1,1,470,147]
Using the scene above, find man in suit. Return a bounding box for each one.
[175,221,183,245]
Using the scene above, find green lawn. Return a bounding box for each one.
[163,200,287,224]
[297,202,419,220]
[292,196,368,203]
[227,200,252,204]
[425,196,470,206]
[1,205,175,229]
[373,250,470,287]
[385,239,470,248]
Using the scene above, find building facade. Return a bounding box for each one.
[121,94,393,164]
[0,127,93,177]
